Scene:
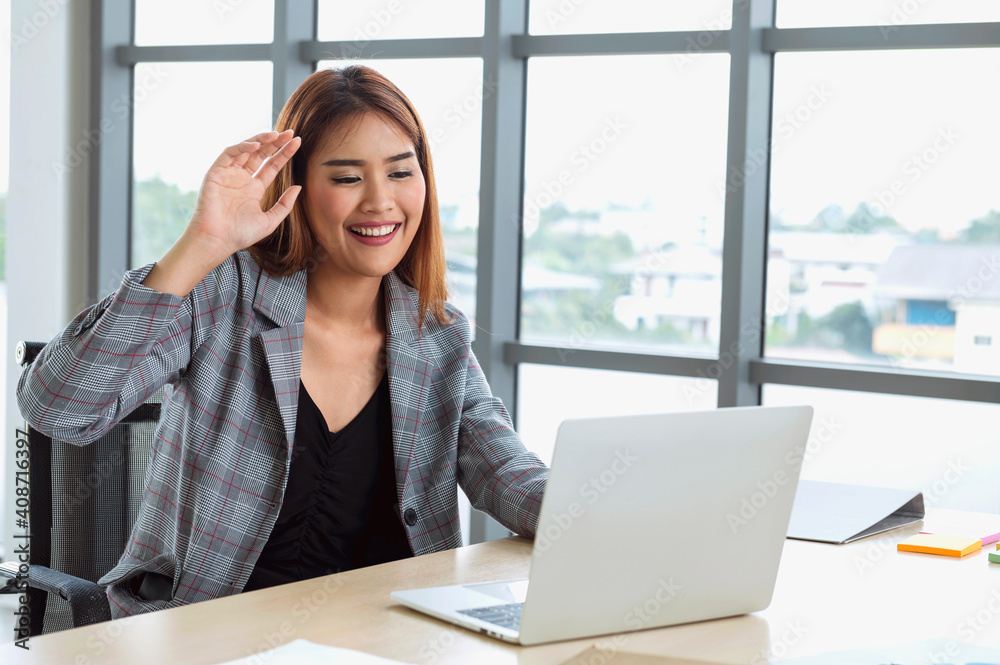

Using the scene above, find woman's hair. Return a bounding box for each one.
[250,65,450,328]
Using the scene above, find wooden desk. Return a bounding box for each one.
[6,508,1000,664]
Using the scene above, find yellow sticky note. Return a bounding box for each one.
[898,533,982,557]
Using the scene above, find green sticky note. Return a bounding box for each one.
[989,552,1000,564]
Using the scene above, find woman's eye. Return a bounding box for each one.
[390,170,414,180]
[333,176,360,184]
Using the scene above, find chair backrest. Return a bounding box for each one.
[18,341,162,634]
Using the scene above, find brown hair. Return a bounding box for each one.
[250,65,450,328]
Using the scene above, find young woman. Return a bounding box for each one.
[17,66,548,617]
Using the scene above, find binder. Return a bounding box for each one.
[786,480,924,544]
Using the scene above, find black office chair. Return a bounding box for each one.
[0,341,162,635]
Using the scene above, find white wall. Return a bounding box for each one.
[3,0,90,562]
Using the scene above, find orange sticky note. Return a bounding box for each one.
[898,534,982,557]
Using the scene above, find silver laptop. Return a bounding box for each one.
[391,405,814,646]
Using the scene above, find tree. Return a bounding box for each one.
[959,209,1000,243]
[132,176,197,267]
[843,202,902,234]
[815,302,873,354]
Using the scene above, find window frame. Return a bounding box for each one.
[90,0,1000,542]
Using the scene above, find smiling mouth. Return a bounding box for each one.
[348,224,400,238]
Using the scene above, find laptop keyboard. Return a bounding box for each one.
[457,602,524,631]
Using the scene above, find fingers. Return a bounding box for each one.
[253,135,302,187]
[212,141,261,169]
[212,130,293,171]
[242,130,282,145]
[243,129,297,175]
[263,185,302,227]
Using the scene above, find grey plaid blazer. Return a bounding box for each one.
[17,250,547,618]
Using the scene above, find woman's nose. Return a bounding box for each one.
[361,178,393,213]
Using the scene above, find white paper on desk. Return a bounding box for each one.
[778,638,1000,664]
[786,480,924,543]
[213,639,413,665]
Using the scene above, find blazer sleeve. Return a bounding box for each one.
[16,259,233,445]
[454,328,548,538]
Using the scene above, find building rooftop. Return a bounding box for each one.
[874,244,1000,302]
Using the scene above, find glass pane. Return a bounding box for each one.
[766,49,1000,375]
[517,365,718,465]
[529,0,733,35]
[318,1,485,40]
[131,62,273,268]
[521,55,730,356]
[317,59,483,331]
[777,0,1000,28]
[763,384,1000,512]
[135,0,275,46]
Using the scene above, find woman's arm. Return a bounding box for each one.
[16,131,301,444]
[16,257,226,445]
[455,336,549,538]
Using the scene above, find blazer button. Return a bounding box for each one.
[403,508,417,526]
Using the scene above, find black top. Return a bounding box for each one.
[243,372,413,592]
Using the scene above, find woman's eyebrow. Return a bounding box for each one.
[321,151,415,167]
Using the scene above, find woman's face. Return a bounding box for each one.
[303,112,425,281]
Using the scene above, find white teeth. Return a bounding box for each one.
[351,224,398,237]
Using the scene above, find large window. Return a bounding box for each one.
[89,2,1000,532]
[766,49,1000,376]
[131,62,274,268]
[521,54,730,357]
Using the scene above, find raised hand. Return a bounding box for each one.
[188,130,302,259]
[141,130,303,297]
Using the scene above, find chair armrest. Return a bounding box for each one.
[0,561,21,593]
[26,565,112,627]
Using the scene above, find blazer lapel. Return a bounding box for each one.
[383,272,434,494]
[257,323,305,450]
[251,264,308,451]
